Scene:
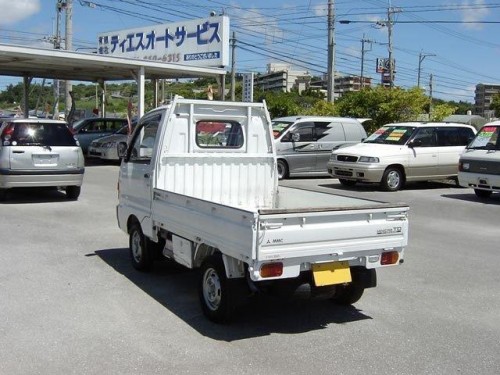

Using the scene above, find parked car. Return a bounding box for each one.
[71,117,128,153]
[272,116,367,179]
[327,122,477,191]
[458,121,500,199]
[0,118,84,201]
[87,124,135,161]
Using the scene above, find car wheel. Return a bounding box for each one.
[338,178,357,187]
[199,254,238,323]
[66,186,81,200]
[277,159,289,180]
[474,189,492,199]
[0,188,8,202]
[129,223,153,271]
[381,167,404,191]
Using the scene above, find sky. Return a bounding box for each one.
[0,0,499,103]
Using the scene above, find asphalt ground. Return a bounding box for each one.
[1,164,499,375]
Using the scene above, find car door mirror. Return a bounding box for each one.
[291,132,300,142]
[117,142,128,158]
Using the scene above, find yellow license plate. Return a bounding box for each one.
[312,261,351,286]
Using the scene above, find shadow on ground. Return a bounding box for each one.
[94,248,372,341]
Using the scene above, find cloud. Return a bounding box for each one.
[461,0,490,29]
[0,0,41,26]
[231,6,284,45]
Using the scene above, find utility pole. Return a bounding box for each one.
[386,2,401,88]
[230,31,236,101]
[65,0,73,119]
[53,0,65,119]
[327,0,335,103]
[429,74,434,119]
[417,51,435,88]
[360,34,372,89]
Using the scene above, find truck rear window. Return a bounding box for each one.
[196,121,243,148]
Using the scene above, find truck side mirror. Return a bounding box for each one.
[117,142,128,158]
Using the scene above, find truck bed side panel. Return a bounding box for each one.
[152,189,258,263]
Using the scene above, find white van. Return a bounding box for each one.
[458,121,500,199]
[327,122,476,191]
[272,116,367,179]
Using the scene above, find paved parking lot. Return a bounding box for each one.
[1,164,499,375]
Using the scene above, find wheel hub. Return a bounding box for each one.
[203,267,222,311]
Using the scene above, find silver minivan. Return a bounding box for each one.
[272,116,367,179]
[0,118,84,201]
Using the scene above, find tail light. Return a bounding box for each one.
[1,123,15,141]
[381,251,399,265]
[260,262,283,278]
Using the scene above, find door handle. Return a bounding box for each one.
[13,150,25,154]
[144,173,150,178]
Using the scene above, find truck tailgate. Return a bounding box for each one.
[257,204,408,262]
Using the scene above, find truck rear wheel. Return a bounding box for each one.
[331,282,365,305]
[331,267,376,305]
[199,254,237,323]
[129,223,153,271]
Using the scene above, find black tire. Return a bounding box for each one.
[129,223,153,272]
[199,254,237,323]
[331,282,365,305]
[474,189,492,199]
[0,188,7,202]
[338,178,357,187]
[66,186,81,200]
[277,159,289,180]
[381,167,404,191]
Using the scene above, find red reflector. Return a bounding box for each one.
[381,251,399,265]
[260,262,283,278]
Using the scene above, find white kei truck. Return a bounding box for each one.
[116,97,409,323]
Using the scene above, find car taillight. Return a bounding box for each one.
[381,251,399,265]
[1,123,14,140]
[260,262,283,278]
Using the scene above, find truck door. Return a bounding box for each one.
[119,112,162,229]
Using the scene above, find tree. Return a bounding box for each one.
[490,93,500,117]
[335,86,431,133]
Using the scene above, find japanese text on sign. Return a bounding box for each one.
[98,16,229,67]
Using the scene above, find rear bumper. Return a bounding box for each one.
[0,168,84,188]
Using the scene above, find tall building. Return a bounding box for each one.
[474,83,500,118]
[253,63,311,93]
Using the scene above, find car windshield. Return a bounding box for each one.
[272,121,294,139]
[364,126,416,145]
[467,125,500,150]
[1,122,77,146]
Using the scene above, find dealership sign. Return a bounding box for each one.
[98,16,229,67]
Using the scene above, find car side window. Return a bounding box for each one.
[87,120,106,132]
[291,123,314,142]
[129,114,162,163]
[412,128,437,147]
[313,122,331,141]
